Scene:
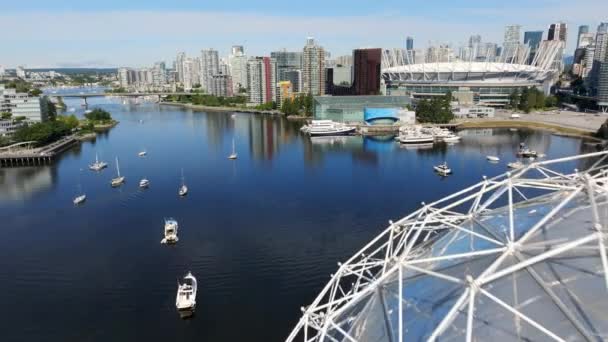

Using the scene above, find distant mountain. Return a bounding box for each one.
[27,68,117,75]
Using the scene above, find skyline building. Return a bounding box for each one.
[577,25,590,48]
[548,22,567,42]
[182,57,200,91]
[247,56,277,105]
[210,74,233,97]
[503,25,522,63]
[175,52,186,83]
[228,45,249,93]
[283,70,302,93]
[270,49,303,89]
[524,31,543,63]
[302,37,326,96]
[406,36,414,50]
[352,48,381,96]
[199,49,219,92]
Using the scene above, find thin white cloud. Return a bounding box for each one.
[0,6,605,67]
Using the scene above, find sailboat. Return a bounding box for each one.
[228,138,238,160]
[73,176,86,205]
[176,272,197,317]
[111,157,125,187]
[89,153,108,171]
[178,169,188,196]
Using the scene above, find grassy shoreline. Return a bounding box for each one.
[160,101,282,115]
[457,120,602,141]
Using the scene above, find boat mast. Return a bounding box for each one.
[232,138,236,154]
[116,157,121,177]
[181,168,185,186]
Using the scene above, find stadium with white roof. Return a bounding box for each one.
[381,41,564,107]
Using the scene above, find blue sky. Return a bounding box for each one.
[2,0,607,68]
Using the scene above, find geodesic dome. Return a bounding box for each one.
[287,151,608,342]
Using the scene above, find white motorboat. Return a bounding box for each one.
[231,114,236,119]
[73,194,86,205]
[305,120,356,136]
[508,161,524,169]
[487,156,500,162]
[517,143,537,158]
[111,157,125,187]
[89,153,108,171]
[176,272,197,316]
[228,138,237,160]
[139,178,150,188]
[434,162,452,176]
[178,169,188,196]
[442,134,461,143]
[161,218,179,244]
[397,126,434,144]
[138,150,147,157]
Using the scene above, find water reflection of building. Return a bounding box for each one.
[457,128,552,156]
[0,166,55,202]
[247,115,299,161]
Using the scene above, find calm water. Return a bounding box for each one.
[0,92,597,342]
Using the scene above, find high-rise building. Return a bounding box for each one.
[277,81,294,104]
[283,70,302,93]
[152,62,167,88]
[0,85,45,122]
[200,49,219,92]
[406,36,414,50]
[524,31,543,63]
[302,37,326,96]
[577,25,590,48]
[426,45,453,63]
[183,57,200,91]
[503,25,522,62]
[247,57,277,105]
[476,42,498,61]
[548,22,568,42]
[0,65,5,77]
[175,52,186,83]
[271,49,303,89]
[352,48,381,96]
[469,35,482,48]
[229,46,248,94]
[210,74,233,97]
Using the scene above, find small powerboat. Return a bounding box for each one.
[434,162,452,176]
[139,178,150,188]
[508,161,524,169]
[73,194,86,205]
[138,150,147,157]
[176,272,197,317]
[161,218,179,244]
[486,156,500,162]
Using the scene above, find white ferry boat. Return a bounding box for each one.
[397,126,434,144]
[301,120,356,137]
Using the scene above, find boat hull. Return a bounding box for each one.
[399,137,434,144]
[308,127,356,137]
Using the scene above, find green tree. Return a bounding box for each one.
[544,95,558,108]
[57,114,80,129]
[535,90,545,109]
[519,87,531,113]
[415,93,454,124]
[1,112,11,120]
[29,88,43,96]
[13,121,72,146]
[303,93,313,116]
[84,108,112,122]
[508,89,520,109]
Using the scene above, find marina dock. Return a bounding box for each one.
[0,136,78,167]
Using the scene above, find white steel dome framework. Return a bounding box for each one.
[287,150,608,342]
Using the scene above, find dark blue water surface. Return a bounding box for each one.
[0,92,597,342]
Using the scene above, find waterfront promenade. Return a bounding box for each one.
[0,135,78,167]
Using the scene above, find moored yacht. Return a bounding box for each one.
[434,162,452,176]
[508,161,524,169]
[517,143,537,158]
[138,150,147,157]
[73,194,86,205]
[111,157,125,187]
[176,272,197,317]
[89,153,108,171]
[139,178,150,188]
[487,156,500,162]
[178,169,188,196]
[303,120,356,136]
[161,218,179,244]
[397,125,434,144]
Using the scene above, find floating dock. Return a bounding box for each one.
[0,136,78,167]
